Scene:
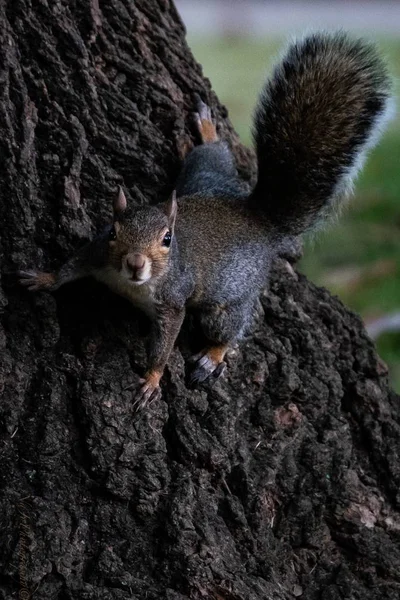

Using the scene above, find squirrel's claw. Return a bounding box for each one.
[18,270,56,292]
[132,377,161,412]
[188,351,226,386]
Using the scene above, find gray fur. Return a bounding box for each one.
[175,142,246,200]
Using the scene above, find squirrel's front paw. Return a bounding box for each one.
[18,270,56,292]
[132,370,162,412]
[188,346,227,386]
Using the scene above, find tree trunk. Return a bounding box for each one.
[1,1,399,599]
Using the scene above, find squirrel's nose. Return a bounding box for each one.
[126,254,146,274]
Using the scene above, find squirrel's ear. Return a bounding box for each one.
[113,186,127,217]
[165,190,177,230]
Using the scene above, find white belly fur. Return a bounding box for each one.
[92,268,157,317]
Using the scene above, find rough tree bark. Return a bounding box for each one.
[0,1,399,599]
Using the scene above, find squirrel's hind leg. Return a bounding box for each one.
[176,97,246,199]
[188,299,252,386]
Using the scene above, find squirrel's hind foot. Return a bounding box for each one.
[188,345,228,387]
[194,95,218,144]
[18,270,57,292]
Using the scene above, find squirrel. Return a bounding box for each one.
[19,32,392,410]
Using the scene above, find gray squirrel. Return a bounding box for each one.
[19,32,393,409]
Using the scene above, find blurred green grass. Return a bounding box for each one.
[188,34,400,391]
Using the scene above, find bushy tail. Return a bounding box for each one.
[250,32,393,235]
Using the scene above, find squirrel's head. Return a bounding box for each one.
[107,188,177,286]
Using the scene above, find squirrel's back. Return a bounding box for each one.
[250,32,393,234]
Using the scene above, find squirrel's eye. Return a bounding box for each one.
[109,227,117,242]
[163,231,172,248]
